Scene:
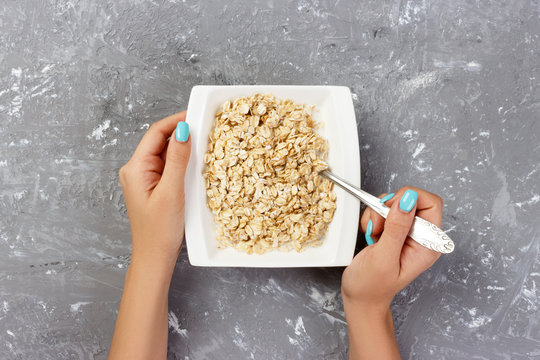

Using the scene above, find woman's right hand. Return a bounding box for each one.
[341,187,443,360]
[342,186,443,311]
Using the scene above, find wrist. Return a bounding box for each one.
[343,297,395,339]
[130,250,178,279]
[344,299,399,360]
[342,295,392,320]
[131,241,180,269]
[124,257,176,301]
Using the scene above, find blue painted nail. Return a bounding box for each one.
[365,219,374,245]
[176,121,189,142]
[380,193,395,203]
[399,189,418,213]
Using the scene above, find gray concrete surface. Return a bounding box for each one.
[1,0,539,359]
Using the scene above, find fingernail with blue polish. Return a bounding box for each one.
[365,219,374,245]
[380,193,395,203]
[399,189,418,213]
[176,121,189,142]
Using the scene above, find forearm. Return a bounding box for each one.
[109,256,176,360]
[344,300,401,360]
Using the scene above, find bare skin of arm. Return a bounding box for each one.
[109,112,191,360]
[342,187,443,359]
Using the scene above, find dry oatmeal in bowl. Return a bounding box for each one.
[203,94,336,255]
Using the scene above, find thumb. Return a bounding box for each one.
[160,121,191,194]
[377,189,418,260]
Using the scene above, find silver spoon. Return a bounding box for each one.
[320,170,455,254]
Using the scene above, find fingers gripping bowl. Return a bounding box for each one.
[185,86,360,267]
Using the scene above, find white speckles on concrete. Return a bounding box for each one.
[402,129,418,141]
[411,143,426,159]
[11,68,22,78]
[492,169,517,227]
[433,59,483,72]
[293,316,306,336]
[400,72,439,100]
[88,120,112,141]
[398,0,425,25]
[479,130,490,138]
[515,194,540,209]
[466,61,483,72]
[168,311,188,338]
[466,308,491,328]
[288,335,300,346]
[232,324,248,351]
[70,301,91,312]
[102,138,118,149]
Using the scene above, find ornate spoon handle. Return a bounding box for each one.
[320,170,455,254]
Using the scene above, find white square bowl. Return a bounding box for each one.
[185,85,360,267]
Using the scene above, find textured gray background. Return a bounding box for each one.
[1,0,539,359]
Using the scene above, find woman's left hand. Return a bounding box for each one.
[119,111,191,269]
[110,111,190,360]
